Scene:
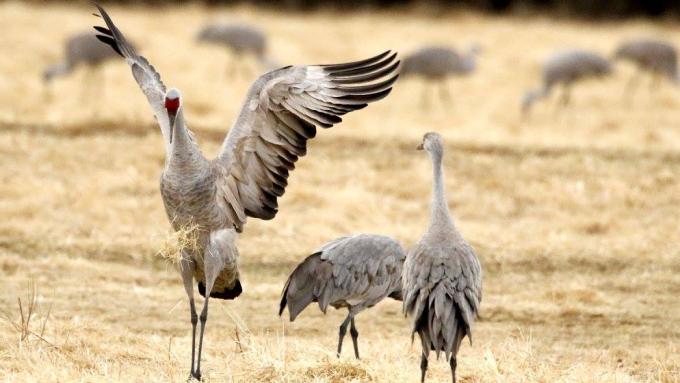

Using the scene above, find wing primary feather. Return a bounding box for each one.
[321,50,391,71]
[326,52,397,77]
[331,61,401,84]
[95,35,123,57]
[336,74,399,95]
[336,88,393,103]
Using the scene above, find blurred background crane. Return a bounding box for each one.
[400,45,479,106]
[522,49,612,115]
[613,38,679,98]
[42,30,130,113]
[196,22,278,77]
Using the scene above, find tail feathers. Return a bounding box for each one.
[279,252,329,321]
[413,284,476,361]
[198,279,242,300]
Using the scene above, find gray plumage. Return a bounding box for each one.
[94,5,398,380]
[401,45,479,79]
[196,22,278,71]
[522,49,612,114]
[279,234,406,359]
[43,31,120,83]
[614,39,678,80]
[403,133,483,383]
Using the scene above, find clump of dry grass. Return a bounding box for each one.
[303,360,373,382]
[1,281,53,348]
[155,222,202,265]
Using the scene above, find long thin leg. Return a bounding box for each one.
[91,67,103,119]
[450,356,457,383]
[193,248,221,381]
[418,331,431,383]
[439,81,451,103]
[420,349,429,383]
[560,85,571,107]
[349,317,360,359]
[179,257,198,378]
[336,313,352,358]
[650,72,661,93]
[193,297,210,380]
[624,67,643,103]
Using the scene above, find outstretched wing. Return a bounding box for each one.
[93,5,169,129]
[215,51,399,227]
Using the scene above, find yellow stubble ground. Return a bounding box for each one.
[0,2,679,382]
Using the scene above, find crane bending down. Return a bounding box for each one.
[43,31,119,83]
[196,22,278,73]
[402,133,483,383]
[279,234,405,359]
[400,45,479,105]
[613,39,679,95]
[93,5,399,381]
[522,49,611,115]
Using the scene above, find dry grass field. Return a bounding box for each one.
[1,2,679,382]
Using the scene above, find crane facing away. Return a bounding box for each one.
[93,5,399,381]
[279,234,405,359]
[402,133,483,383]
[522,49,611,115]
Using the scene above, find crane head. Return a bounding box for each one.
[165,88,181,144]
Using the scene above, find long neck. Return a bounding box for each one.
[428,150,456,233]
[164,110,206,177]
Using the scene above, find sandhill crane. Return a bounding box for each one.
[43,31,123,105]
[522,49,612,115]
[400,45,479,104]
[279,234,405,359]
[402,133,483,383]
[196,22,278,75]
[43,31,119,83]
[613,39,679,95]
[94,5,399,380]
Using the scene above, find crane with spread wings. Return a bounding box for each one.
[93,5,399,380]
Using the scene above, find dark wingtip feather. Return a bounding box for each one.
[337,87,393,103]
[93,25,112,36]
[95,34,123,57]
[321,50,392,71]
[326,52,398,77]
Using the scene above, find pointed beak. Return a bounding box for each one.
[168,112,176,144]
[416,143,424,150]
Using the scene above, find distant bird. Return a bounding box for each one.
[196,22,278,75]
[279,234,406,359]
[400,45,480,104]
[613,39,679,94]
[94,5,398,381]
[43,31,125,107]
[403,132,483,383]
[43,31,119,83]
[522,49,612,115]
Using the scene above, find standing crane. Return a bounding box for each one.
[196,22,278,76]
[279,234,405,359]
[93,5,399,381]
[521,49,612,115]
[43,31,123,105]
[402,132,483,383]
[613,39,679,96]
[400,45,480,105]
